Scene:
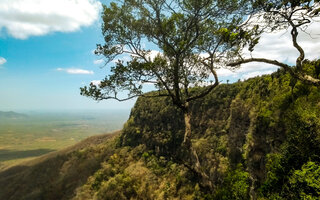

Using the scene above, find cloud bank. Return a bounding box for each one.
[0,0,101,39]
[57,68,94,75]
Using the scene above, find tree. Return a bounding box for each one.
[228,0,320,85]
[81,0,247,188]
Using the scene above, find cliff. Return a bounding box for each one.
[1,67,320,199]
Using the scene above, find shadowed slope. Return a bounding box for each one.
[0,131,120,200]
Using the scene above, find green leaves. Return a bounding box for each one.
[81,0,250,106]
[289,162,320,199]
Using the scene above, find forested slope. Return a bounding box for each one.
[1,63,320,199]
[116,66,320,199]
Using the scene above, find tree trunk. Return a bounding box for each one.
[180,103,214,190]
[183,109,192,148]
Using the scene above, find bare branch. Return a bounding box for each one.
[228,57,294,73]
[228,58,320,86]
[187,61,219,102]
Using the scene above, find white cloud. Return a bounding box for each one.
[241,70,275,80]
[0,0,101,39]
[91,80,101,86]
[225,20,320,79]
[114,50,161,64]
[93,59,104,65]
[217,68,236,77]
[56,68,94,75]
[0,57,6,65]
[146,50,161,61]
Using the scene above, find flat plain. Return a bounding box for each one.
[0,110,129,171]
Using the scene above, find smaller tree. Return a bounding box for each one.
[227,0,320,85]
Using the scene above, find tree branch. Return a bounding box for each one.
[98,95,140,102]
[187,62,219,102]
[228,57,294,74]
[228,58,320,86]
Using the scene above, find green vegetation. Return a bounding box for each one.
[2,63,320,199]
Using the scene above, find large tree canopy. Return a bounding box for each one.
[81,0,249,189]
[80,0,251,104]
[81,0,249,144]
[228,0,320,85]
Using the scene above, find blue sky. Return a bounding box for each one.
[0,0,136,111]
[0,0,319,112]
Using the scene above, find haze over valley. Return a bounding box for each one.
[0,109,129,170]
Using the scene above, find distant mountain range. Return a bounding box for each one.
[0,111,28,119]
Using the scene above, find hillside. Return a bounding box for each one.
[0,111,27,119]
[0,132,120,200]
[1,68,320,199]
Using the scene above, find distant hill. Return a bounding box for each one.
[0,111,27,119]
